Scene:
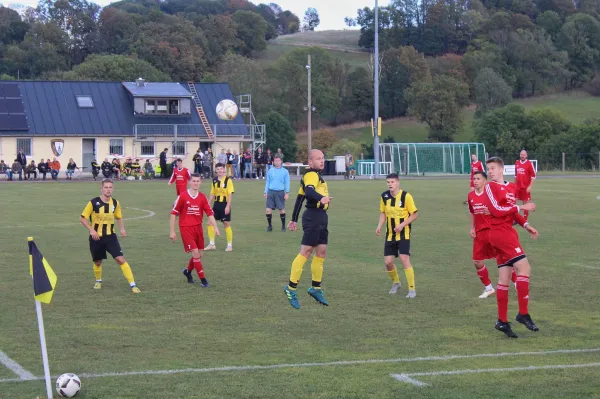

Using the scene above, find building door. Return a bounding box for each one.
[82,138,96,169]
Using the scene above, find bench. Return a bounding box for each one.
[283,163,309,176]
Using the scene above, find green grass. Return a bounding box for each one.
[1,178,600,398]
[273,30,361,50]
[258,43,371,70]
[332,91,600,144]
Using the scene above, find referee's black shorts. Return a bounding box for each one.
[89,234,123,261]
[213,202,231,222]
[384,239,411,257]
[301,208,328,247]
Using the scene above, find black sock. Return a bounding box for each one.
[280,213,286,227]
[266,214,272,226]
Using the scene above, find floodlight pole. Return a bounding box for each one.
[307,54,312,153]
[373,0,380,178]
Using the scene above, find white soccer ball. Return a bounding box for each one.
[56,373,81,397]
[216,99,238,121]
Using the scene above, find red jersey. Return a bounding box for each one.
[171,190,214,227]
[484,181,520,228]
[168,167,191,187]
[468,190,492,232]
[515,160,536,189]
[470,160,485,181]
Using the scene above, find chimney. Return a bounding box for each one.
[136,77,146,87]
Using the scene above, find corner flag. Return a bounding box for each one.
[28,239,57,304]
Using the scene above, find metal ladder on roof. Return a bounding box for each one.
[188,82,214,140]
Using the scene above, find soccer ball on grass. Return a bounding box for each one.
[56,373,81,397]
[216,99,238,121]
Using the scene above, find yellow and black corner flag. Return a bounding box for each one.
[28,238,57,304]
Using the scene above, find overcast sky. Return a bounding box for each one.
[5,0,390,30]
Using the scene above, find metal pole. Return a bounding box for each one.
[373,0,380,178]
[307,54,312,153]
[562,152,565,172]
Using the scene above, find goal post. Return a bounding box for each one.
[379,142,487,175]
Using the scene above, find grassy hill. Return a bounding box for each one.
[298,91,600,145]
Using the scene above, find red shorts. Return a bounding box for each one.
[472,229,496,260]
[176,185,186,196]
[180,225,204,252]
[490,227,525,266]
[515,187,531,202]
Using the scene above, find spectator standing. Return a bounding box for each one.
[255,147,266,179]
[203,148,213,179]
[217,149,227,168]
[91,159,100,181]
[232,150,240,179]
[159,148,168,179]
[192,149,203,174]
[38,158,48,180]
[266,149,274,171]
[226,149,234,177]
[264,154,290,232]
[276,148,284,162]
[345,151,354,180]
[243,147,253,179]
[17,149,27,180]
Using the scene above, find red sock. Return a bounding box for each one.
[516,275,530,315]
[511,269,517,284]
[476,266,491,286]
[524,210,529,221]
[187,257,194,272]
[497,284,509,322]
[192,258,205,279]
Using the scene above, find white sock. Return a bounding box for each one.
[485,284,494,291]
[129,282,136,287]
[210,241,215,245]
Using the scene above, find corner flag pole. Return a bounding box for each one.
[29,237,53,399]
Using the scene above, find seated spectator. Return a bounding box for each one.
[131,158,141,178]
[66,158,77,180]
[91,159,100,181]
[144,159,155,179]
[50,157,60,180]
[12,159,23,181]
[38,158,48,180]
[111,158,121,180]
[26,160,38,180]
[101,158,112,178]
[123,158,133,176]
[0,160,12,180]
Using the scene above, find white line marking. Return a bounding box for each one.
[569,263,600,270]
[0,351,36,381]
[4,207,155,229]
[392,374,429,386]
[0,348,598,384]
[392,362,600,386]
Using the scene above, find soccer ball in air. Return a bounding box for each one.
[56,373,81,397]
[216,99,238,121]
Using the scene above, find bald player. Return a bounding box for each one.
[284,149,332,309]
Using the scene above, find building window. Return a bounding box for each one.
[145,99,179,114]
[16,138,32,156]
[169,100,179,114]
[141,141,155,156]
[109,138,124,156]
[76,95,94,108]
[172,141,185,156]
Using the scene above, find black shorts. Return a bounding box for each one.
[384,240,410,257]
[213,202,231,222]
[89,234,123,261]
[301,208,328,247]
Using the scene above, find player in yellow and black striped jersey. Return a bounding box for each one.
[376,173,419,298]
[205,163,235,251]
[80,178,140,293]
[284,149,332,309]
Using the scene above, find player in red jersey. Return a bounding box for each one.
[484,157,539,338]
[170,173,220,287]
[464,154,485,204]
[168,158,191,196]
[514,150,536,221]
[468,171,534,299]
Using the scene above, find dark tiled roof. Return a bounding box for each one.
[0,80,249,138]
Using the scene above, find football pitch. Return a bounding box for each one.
[1,176,599,398]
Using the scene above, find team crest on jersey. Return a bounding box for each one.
[50,139,64,157]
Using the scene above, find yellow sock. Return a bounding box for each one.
[288,254,308,290]
[404,267,415,290]
[225,226,233,245]
[311,256,325,289]
[207,226,215,244]
[387,268,400,284]
[120,262,135,286]
[93,264,102,281]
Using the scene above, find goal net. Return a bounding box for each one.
[379,142,487,175]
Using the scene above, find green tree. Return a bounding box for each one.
[557,14,600,88]
[196,14,239,68]
[380,48,410,118]
[539,123,600,170]
[536,11,561,41]
[302,7,320,31]
[398,46,431,84]
[232,10,268,56]
[473,67,512,117]
[262,111,298,161]
[343,67,373,119]
[62,54,170,81]
[0,6,29,44]
[406,74,470,141]
[98,7,141,55]
[330,139,362,160]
